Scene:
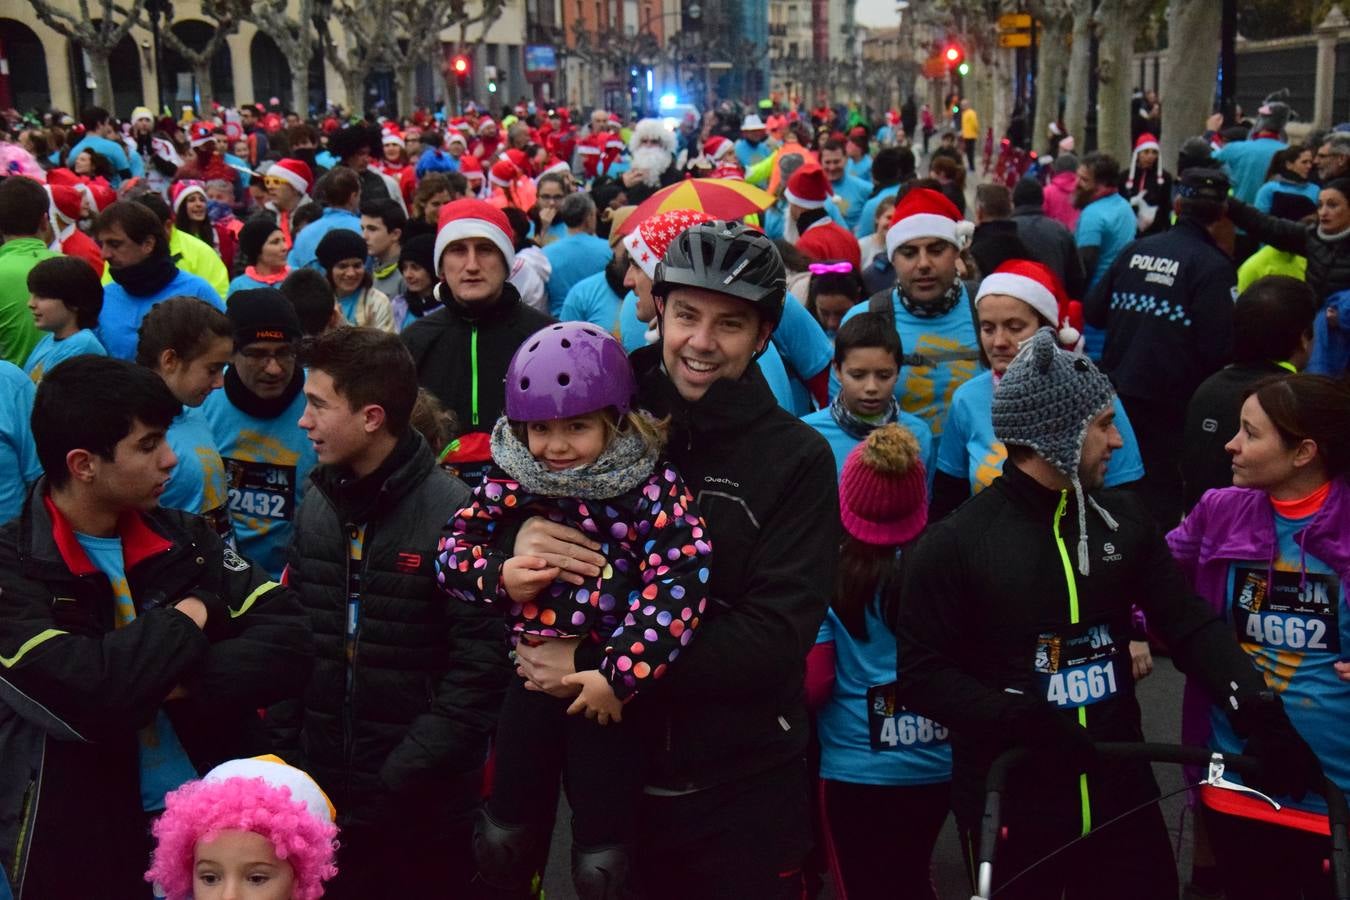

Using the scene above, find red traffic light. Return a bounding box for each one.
[944,44,963,64]
[453,56,469,75]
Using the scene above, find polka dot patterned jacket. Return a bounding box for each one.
[437,465,713,701]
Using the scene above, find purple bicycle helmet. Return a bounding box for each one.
[504,322,637,421]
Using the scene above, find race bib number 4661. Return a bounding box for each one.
[866,682,948,752]
[224,458,296,521]
[1033,622,1123,709]
[1232,566,1341,654]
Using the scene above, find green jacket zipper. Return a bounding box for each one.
[470,325,479,428]
[1052,491,1093,837]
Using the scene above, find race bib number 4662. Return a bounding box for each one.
[1232,566,1341,654]
[1033,622,1123,709]
[866,682,948,752]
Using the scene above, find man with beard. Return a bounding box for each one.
[1073,152,1136,357]
[177,123,238,189]
[622,118,684,205]
[129,107,182,197]
[560,206,635,328]
[202,289,317,577]
[1315,132,1350,184]
[264,158,315,249]
[93,201,223,361]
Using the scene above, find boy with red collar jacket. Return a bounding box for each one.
[0,357,313,900]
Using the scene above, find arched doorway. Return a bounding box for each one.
[250,32,291,109]
[160,20,234,111]
[67,28,142,117]
[0,20,50,113]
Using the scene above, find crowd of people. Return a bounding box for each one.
[0,85,1345,900]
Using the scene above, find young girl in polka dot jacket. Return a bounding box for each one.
[437,322,711,897]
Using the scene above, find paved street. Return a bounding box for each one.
[541,655,1191,898]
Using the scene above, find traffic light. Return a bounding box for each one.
[958,62,970,76]
[485,64,498,94]
[452,55,470,81]
[944,43,963,67]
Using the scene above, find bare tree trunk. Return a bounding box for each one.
[90,48,115,111]
[1063,0,1093,150]
[1095,0,1152,159]
[1033,15,1069,156]
[1160,0,1220,173]
[194,59,215,113]
[396,63,417,119]
[342,69,365,115]
[292,64,311,117]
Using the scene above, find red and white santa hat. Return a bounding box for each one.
[489,157,519,187]
[975,259,1084,352]
[170,180,207,216]
[188,122,217,148]
[1128,131,1160,186]
[885,187,965,259]
[536,158,570,179]
[434,197,515,271]
[703,136,734,161]
[458,154,484,182]
[47,184,85,223]
[478,116,497,134]
[452,117,472,133]
[83,180,116,212]
[446,130,468,149]
[269,157,314,195]
[381,125,405,147]
[624,209,715,279]
[785,165,832,210]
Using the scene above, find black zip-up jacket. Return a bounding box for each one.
[1084,217,1237,413]
[620,344,839,791]
[274,433,510,830]
[402,282,554,435]
[1227,198,1350,305]
[897,463,1266,826]
[0,482,313,899]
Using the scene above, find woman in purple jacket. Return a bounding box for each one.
[1168,373,1350,900]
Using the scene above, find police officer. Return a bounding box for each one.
[1084,168,1237,528]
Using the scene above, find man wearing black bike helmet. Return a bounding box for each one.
[511,220,839,898]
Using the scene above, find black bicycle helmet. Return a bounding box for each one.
[651,220,787,328]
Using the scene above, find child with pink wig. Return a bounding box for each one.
[146,756,339,900]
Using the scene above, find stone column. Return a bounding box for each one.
[228,24,257,106]
[1315,5,1348,129]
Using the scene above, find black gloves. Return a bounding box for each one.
[1012,701,1097,774]
[1232,690,1326,801]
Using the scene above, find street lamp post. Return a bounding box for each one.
[146,0,172,112]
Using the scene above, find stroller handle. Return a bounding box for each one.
[974,742,1350,900]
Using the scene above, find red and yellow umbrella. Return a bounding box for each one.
[618,178,776,236]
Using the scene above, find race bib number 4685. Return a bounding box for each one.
[1033,622,1123,709]
[866,682,948,751]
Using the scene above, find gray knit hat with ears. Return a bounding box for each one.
[992,327,1119,574]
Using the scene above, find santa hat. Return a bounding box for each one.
[489,157,519,188]
[452,117,472,133]
[434,197,515,270]
[381,125,405,148]
[885,188,965,259]
[188,122,216,148]
[703,136,734,161]
[785,165,831,210]
[458,154,484,182]
[269,158,313,195]
[47,184,85,222]
[624,209,715,279]
[536,158,570,179]
[446,130,468,149]
[976,259,1083,352]
[504,147,530,173]
[1127,132,1160,188]
[607,113,622,127]
[83,180,116,212]
[478,117,497,134]
[170,180,207,217]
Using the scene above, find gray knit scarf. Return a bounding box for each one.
[489,415,659,499]
[829,393,901,440]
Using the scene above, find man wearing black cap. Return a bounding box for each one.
[202,288,318,577]
[330,125,405,214]
[1084,168,1238,528]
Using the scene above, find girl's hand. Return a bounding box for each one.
[515,635,581,697]
[561,670,624,725]
[1130,640,1154,681]
[1334,661,1350,683]
[502,555,560,603]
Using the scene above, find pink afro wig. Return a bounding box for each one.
[146,776,338,900]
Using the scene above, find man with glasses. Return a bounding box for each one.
[203,289,316,577]
[1315,133,1350,183]
[265,158,315,249]
[533,172,570,246]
